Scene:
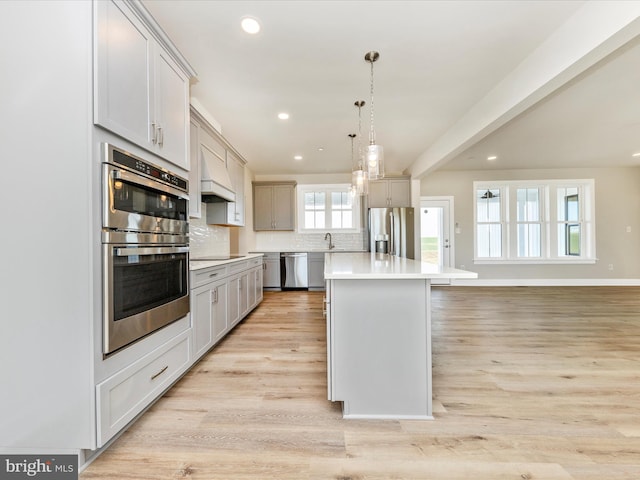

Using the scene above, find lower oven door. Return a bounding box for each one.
[104,244,189,355]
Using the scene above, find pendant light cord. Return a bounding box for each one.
[369,59,376,145]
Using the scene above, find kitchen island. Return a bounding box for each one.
[324,252,477,419]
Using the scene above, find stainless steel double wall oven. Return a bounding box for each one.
[102,144,189,355]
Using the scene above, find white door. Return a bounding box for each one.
[420,197,454,285]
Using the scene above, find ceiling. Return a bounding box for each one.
[142,1,640,176]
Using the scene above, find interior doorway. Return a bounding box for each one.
[420,197,454,285]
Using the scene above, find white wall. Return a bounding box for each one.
[421,166,640,282]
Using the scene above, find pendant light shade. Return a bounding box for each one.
[351,101,368,196]
[365,51,384,180]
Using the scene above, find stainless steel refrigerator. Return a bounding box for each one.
[368,207,415,259]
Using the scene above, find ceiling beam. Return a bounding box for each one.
[408,1,640,179]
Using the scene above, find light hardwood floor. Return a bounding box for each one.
[81,287,640,479]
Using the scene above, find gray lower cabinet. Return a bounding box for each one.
[190,257,263,363]
[261,252,281,289]
[191,279,227,359]
[308,253,325,290]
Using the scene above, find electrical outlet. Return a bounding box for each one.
[627,226,632,233]
[608,264,614,271]
[460,264,465,269]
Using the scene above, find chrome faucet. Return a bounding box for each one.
[324,232,335,250]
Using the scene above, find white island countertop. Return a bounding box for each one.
[324,252,478,280]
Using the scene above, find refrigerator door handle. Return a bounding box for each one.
[389,211,395,256]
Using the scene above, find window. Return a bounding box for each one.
[298,184,361,232]
[476,188,502,258]
[473,180,595,264]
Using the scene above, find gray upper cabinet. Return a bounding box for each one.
[368,178,411,207]
[253,182,296,231]
[94,0,195,171]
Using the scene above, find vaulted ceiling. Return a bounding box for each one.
[143,1,640,177]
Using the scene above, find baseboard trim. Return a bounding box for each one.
[448,278,640,287]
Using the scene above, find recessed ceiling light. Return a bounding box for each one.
[277,112,289,120]
[487,155,497,161]
[632,152,640,157]
[294,155,303,161]
[318,147,324,152]
[241,17,260,34]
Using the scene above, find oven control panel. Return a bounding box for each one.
[109,145,188,192]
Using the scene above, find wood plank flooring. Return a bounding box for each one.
[81,287,640,479]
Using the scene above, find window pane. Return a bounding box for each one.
[305,211,315,228]
[343,211,352,228]
[477,189,501,222]
[332,191,351,209]
[517,188,539,221]
[557,187,579,221]
[332,211,341,228]
[477,224,502,257]
[315,211,325,229]
[557,224,581,256]
[517,224,541,257]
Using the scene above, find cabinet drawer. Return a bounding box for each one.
[228,260,249,273]
[248,257,262,268]
[191,265,229,288]
[96,331,191,447]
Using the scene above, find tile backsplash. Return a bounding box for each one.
[189,202,367,257]
[189,206,230,258]
[255,231,366,251]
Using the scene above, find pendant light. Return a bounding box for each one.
[365,51,384,179]
[351,101,368,196]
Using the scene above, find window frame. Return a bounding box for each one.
[473,179,596,265]
[296,184,361,233]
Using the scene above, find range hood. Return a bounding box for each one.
[200,144,236,202]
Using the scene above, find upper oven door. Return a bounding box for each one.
[103,162,189,235]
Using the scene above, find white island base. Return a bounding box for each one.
[324,253,477,419]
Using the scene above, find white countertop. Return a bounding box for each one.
[189,253,263,271]
[250,249,367,253]
[324,252,478,280]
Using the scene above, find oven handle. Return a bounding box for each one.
[114,246,189,257]
[111,168,189,200]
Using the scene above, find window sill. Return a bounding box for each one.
[474,258,597,265]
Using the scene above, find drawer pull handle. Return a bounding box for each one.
[150,365,168,380]
[209,273,218,277]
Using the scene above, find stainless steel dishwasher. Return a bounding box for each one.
[280,252,308,290]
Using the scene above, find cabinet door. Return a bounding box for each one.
[188,118,201,218]
[263,256,281,288]
[228,276,240,327]
[95,0,153,148]
[154,48,189,169]
[253,185,274,230]
[368,181,389,207]
[272,184,295,230]
[308,254,325,288]
[239,272,249,319]
[255,267,264,304]
[191,284,213,360]
[212,282,228,343]
[247,269,256,311]
[227,152,245,226]
[388,179,411,207]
